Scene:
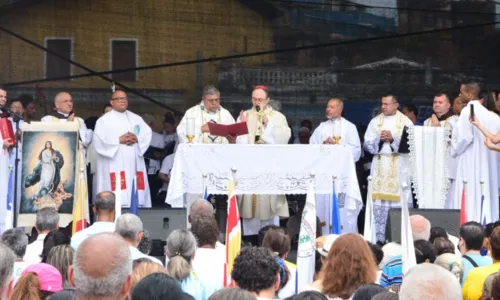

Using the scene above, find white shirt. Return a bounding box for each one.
[70,222,116,250]
[129,245,164,266]
[192,248,225,290]
[23,233,47,265]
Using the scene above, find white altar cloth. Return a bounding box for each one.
[166,144,362,213]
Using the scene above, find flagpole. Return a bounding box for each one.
[364,176,375,243]
[202,173,207,195]
[80,167,85,232]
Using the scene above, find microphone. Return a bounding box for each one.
[256,105,261,112]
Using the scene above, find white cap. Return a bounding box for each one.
[317,234,339,257]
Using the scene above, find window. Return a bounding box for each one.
[45,38,72,79]
[110,39,138,82]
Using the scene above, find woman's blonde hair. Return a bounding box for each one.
[434,253,464,284]
[166,229,197,281]
[10,273,51,300]
[132,260,167,287]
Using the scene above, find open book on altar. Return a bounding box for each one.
[208,122,249,137]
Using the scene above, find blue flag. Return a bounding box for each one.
[203,185,209,201]
[480,193,487,226]
[331,185,341,234]
[130,179,139,216]
[5,168,14,230]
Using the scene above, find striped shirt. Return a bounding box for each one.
[380,255,403,290]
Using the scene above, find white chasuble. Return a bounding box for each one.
[0,130,10,233]
[94,110,152,208]
[310,117,362,235]
[177,103,236,144]
[236,107,291,236]
[452,101,500,224]
[364,111,414,242]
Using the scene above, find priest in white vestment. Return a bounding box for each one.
[364,95,414,242]
[423,93,459,209]
[454,82,500,223]
[0,88,12,233]
[177,85,236,144]
[236,85,291,241]
[41,92,93,210]
[94,90,152,208]
[176,86,236,227]
[310,98,361,234]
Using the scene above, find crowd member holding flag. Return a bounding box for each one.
[70,191,116,251]
[94,90,152,212]
[310,98,361,235]
[453,82,499,224]
[363,94,414,242]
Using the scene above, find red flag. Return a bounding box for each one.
[460,186,467,225]
[224,176,241,287]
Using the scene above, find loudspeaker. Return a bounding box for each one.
[385,208,460,243]
[122,208,187,241]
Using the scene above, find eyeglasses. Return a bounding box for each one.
[112,97,127,101]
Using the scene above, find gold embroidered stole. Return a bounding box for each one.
[371,112,405,202]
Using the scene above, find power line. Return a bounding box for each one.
[3,19,500,87]
[269,0,500,16]
[0,25,181,113]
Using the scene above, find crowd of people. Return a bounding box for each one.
[1,194,500,299]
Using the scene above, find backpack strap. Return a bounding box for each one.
[463,254,479,268]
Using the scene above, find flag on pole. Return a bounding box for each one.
[296,179,317,293]
[5,167,14,231]
[114,171,122,220]
[203,185,209,201]
[72,167,89,235]
[130,177,139,216]
[331,181,341,235]
[224,174,241,287]
[460,183,467,226]
[480,182,487,226]
[401,184,416,275]
[363,177,376,243]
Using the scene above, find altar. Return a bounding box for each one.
[166,144,363,232]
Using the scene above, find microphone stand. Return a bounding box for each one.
[12,114,21,228]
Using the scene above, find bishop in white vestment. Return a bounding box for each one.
[453,83,500,223]
[94,90,152,208]
[423,93,459,209]
[310,98,361,234]
[364,95,414,242]
[236,86,291,238]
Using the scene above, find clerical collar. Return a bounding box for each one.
[199,102,219,115]
[328,117,341,122]
[51,111,70,119]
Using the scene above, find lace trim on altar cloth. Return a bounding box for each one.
[408,126,450,209]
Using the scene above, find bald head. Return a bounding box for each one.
[188,199,214,223]
[326,98,343,119]
[410,215,431,241]
[110,90,128,112]
[54,92,73,114]
[69,233,132,299]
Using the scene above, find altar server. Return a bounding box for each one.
[310,98,361,234]
[236,85,291,243]
[94,90,152,208]
[177,85,235,144]
[364,94,414,242]
[454,82,499,223]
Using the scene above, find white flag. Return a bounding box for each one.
[114,171,122,220]
[296,180,317,293]
[401,184,416,275]
[363,177,376,243]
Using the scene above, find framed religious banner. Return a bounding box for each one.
[18,121,80,227]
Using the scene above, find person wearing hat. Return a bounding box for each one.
[10,263,63,299]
